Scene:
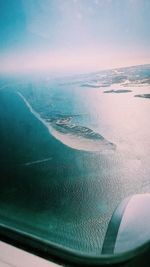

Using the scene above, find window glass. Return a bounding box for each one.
[0,0,150,264]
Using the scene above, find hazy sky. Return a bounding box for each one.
[0,0,150,75]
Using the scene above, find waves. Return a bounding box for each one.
[17,92,116,152]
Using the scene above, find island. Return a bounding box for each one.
[103,89,132,94]
[134,94,150,99]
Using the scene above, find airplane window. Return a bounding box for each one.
[0,1,150,266]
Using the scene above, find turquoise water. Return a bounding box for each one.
[0,65,150,255]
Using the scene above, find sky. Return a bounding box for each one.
[0,0,150,75]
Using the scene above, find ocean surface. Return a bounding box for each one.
[0,64,150,255]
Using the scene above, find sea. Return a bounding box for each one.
[0,64,150,256]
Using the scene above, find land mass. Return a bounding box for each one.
[134,94,150,99]
[103,89,132,94]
